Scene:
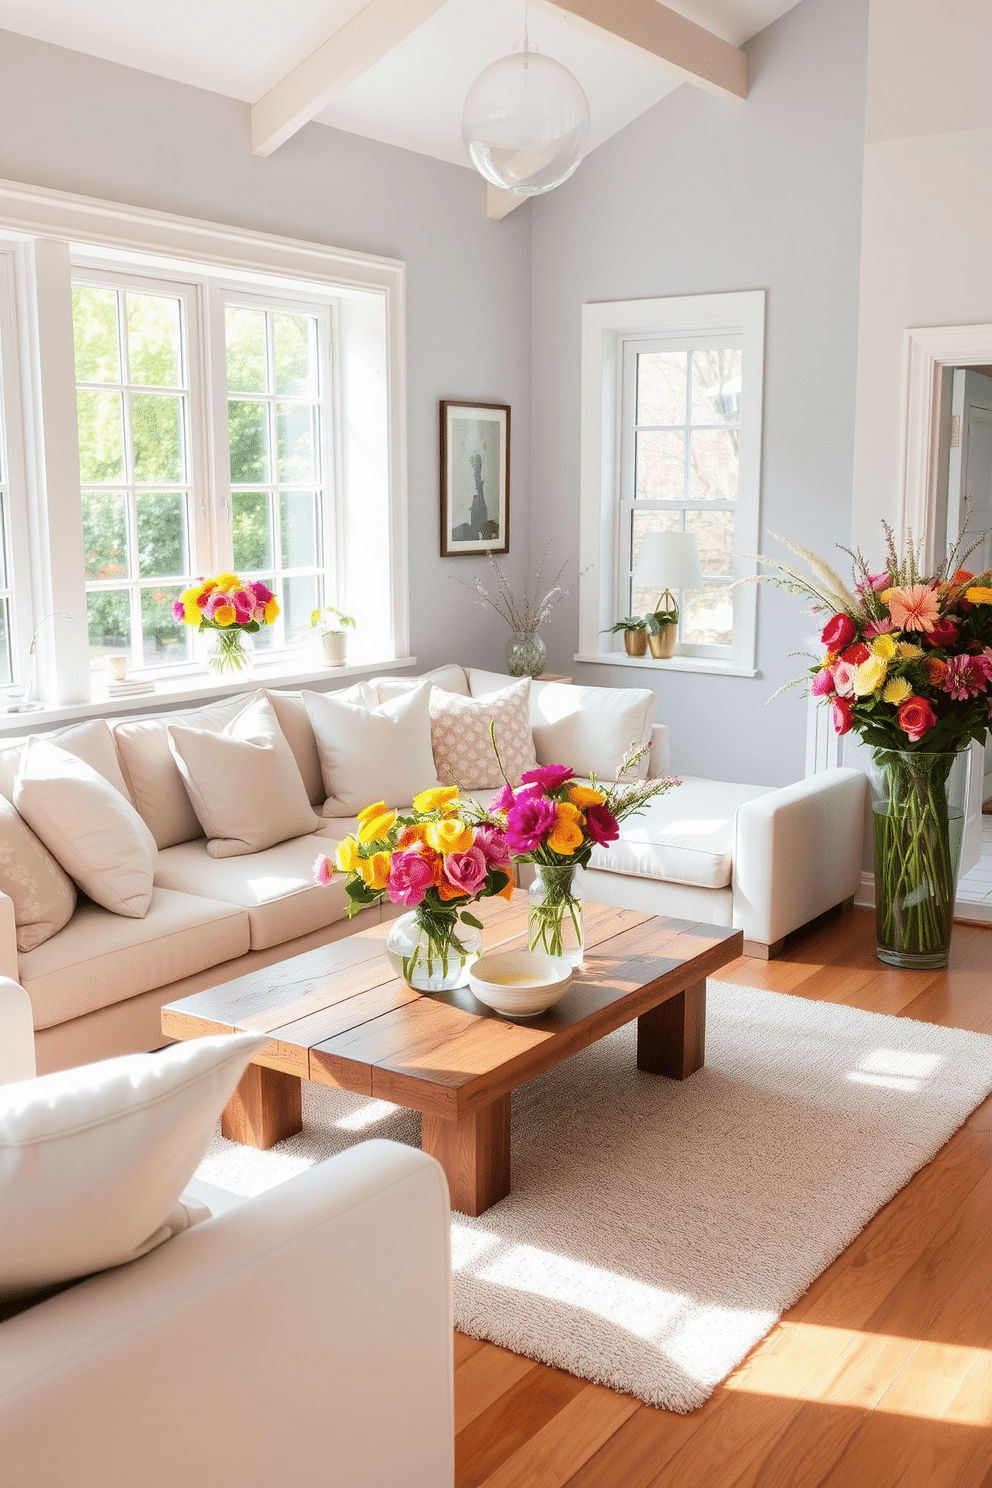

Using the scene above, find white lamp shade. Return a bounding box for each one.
[632,532,703,593]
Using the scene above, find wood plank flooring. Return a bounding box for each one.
[453,906,992,1488]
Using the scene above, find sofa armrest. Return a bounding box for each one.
[733,768,867,951]
[649,724,670,777]
[0,1141,454,1488]
[0,975,35,1083]
[0,889,17,984]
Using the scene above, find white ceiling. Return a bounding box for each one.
[0,0,803,171]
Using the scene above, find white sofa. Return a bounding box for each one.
[0,978,455,1488]
[0,663,866,1074]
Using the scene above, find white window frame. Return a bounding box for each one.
[0,176,409,712]
[0,249,34,689]
[576,290,765,677]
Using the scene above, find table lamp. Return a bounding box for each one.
[631,532,703,658]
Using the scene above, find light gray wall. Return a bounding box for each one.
[0,28,533,675]
[529,0,869,785]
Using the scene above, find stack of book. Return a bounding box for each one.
[106,678,156,698]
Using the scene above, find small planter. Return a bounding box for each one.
[623,628,648,657]
[648,622,677,659]
[320,631,348,667]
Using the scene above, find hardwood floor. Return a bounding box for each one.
[453,906,992,1488]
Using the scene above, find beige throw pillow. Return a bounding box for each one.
[168,692,319,858]
[13,740,158,918]
[429,677,537,788]
[304,683,438,815]
[0,1030,266,1299]
[0,796,76,952]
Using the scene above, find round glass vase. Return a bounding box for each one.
[867,748,970,970]
[385,908,483,991]
[202,626,254,677]
[506,631,547,678]
[528,863,584,967]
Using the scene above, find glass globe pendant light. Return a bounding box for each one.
[462,43,590,196]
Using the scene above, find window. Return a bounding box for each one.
[578,291,764,675]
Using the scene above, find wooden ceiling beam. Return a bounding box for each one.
[531,0,747,101]
[252,0,450,157]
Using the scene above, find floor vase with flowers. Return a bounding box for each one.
[867,749,969,969]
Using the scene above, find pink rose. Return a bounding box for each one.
[519,764,574,792]
[832,697,854,735]
[232,589,255,623]
[585,803,619,847]
[505,795,559,855]
[442,846,488,896]
[473,825,511,867]
[820,613,856,650]
[832,660,858,698]
[313,855,333,886]
[172,598,185,621]
[864,618,895,639]
[811,667,835,698]
[387,849,434,906]
[250,580,274,604]
[205,590,233,619]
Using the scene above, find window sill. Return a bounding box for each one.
[0,654,417,737]
[573,652,760,679]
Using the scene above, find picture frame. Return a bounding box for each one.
[440,400,510,557]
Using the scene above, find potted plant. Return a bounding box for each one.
[602,616,648,657]
[646,600,679,658]
[309,605,356,667]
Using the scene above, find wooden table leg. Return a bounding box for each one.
[422,1094,511,1216]
[221,1063,303,1150]
[637,978,706,1080]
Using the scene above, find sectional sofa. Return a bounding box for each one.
[0,663,866,1075]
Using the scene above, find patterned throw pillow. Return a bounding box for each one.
[0,795,76,953]
[429,678,537,789]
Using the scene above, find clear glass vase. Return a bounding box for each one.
[505,631,547,678]
[528,863,584,966]
[867,748,970,970]
[202,626,254,676]
[385,908,483,991]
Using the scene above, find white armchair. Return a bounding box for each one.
[0,979,455,1488]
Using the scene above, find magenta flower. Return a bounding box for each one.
[505,795,559,854]
[442,846,488,896]
[250,580,274,604]
[387,849,434,906]
[489,782,517,814]
[232,589,255,623]
[585,803,620,847]
[172,598,185,621]
[810,667,835,698]
[942,653,992,700]
[473,824,511,868]
[520,764,574,791]
[313,855,332,886]
[205,590,233,618]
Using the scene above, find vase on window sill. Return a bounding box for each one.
[202,627,254,677]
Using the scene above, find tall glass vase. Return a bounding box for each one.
[202,626,254,676]
[528,863,584,966]
[385,907,482,991]
[867,749,970,970]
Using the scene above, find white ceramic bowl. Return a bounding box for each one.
[468,950,573,1018]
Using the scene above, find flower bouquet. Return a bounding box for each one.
[174,573,279,675]
[491,744,680,964]
[754,523,992,968]
[313,787,514,990]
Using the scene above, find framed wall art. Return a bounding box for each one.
[440,400,510,556]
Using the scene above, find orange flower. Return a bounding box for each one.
[358,852,391,891]
[495,873,515,901]
[212,603,236,627]
[547,801,584,855]
[436,879,467,901]
[397,823,428,849]
[924,657,948,685]
[567,784,605,808]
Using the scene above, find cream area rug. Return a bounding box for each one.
[195,982,992,1412]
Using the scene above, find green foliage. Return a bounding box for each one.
[602,615,647,634]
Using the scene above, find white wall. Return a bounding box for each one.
[529,0,869,785]
[0,27,533,675]
[851,0,992,549]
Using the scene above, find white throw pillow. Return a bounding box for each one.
[429,678,537,788]
[0,1030,267,1298]
[13,740,158,918]
[168,692,320,858]
[0,795,76,952]
[304,682,438,815]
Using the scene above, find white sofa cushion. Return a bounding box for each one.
[305,683,438,816]
[0,796,76,952]
[429,677,537,788]
[154,836,352,951]
[265,690,325,807]
[467,669,657,780]
[0,1030,266,1297]
[18,888,251,1029]
[0,718,131,805]
[14,740,158,918]
[168,693,319,858]
[370,664,469,701]
[113,695,247,849]
[589,776,771,890]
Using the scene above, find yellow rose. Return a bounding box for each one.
[413,786,460,815]
[358,851,391,891]
[567,784,605,808]
[215,572,241,590]
[356,801,388,824]
[883,676,912,705]
[335,835,360,873]
[897,642,923,660]
[870,633,898,661]
[357,809,397,844]
[212,603,236,628]
[425,818,473,854]
[966,587,992,604]
[853,655,888,696]
[263,597,280,624]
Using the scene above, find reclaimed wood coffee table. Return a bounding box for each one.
[162,894,742,1215]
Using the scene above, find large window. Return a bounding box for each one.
[578,291,764,676]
